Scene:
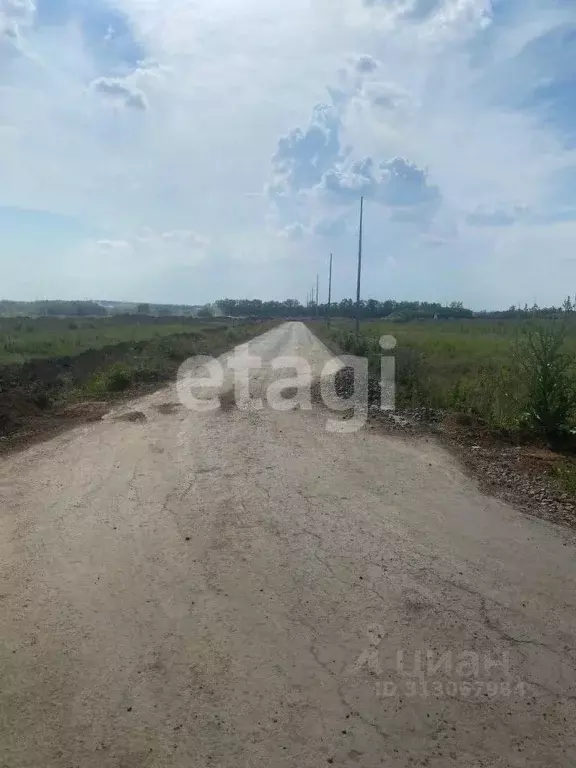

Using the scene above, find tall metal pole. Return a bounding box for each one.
[355,196,364,337]
[327,253,333,327]
[316,274,319,317]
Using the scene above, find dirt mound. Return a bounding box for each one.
[113,411,147,424]
[58,402,110,422]
[0,392,43,436]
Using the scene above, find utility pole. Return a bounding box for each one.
[355,196,364,337]
[316,274,319,317]
[327,253,333,327]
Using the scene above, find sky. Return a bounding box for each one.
[0,0,575,308]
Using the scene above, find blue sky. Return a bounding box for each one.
[0,0,575,308]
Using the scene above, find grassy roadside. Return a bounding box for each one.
[0,320,277,448]
[310,318,576,436]
[307,319,576,514]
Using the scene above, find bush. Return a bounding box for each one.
[84,364,134,395]
[106,364,133,392]
[226,329,240,344]
[447,367,523,432]
[33,391,52,411]
[395,348,429,407]
[513,322,576,439]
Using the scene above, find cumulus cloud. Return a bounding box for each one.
[322,157,377,200]
[271,104,346,194]
[363,0,440,20]
[379,158,440,207]
[355,54,378,73]
[314,215,349,238]
[364,81,411,110]
[280,222,307,240]
[319,156,441,223]
[91,76,148,110]
[361,0,490,30]
[0,0,35,46]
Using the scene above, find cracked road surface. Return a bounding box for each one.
[1,322,576,767]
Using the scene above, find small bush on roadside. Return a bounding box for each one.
[226,329,240,344]
[447,368,523,432]
[106,364,133,392]
[33,391,52,411]
[513,322,576,439]
[395,347,429,407]
[84,364,134,395]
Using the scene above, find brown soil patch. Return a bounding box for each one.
[155,403,182,415]
[113,411,147,424]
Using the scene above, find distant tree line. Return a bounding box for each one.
[3,295,575,321]
[216,298,474,320]
[0,300,108,317]
[217,296,576,321]
[478,297,576,320]
[0,300,200,318]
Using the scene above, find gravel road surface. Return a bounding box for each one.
[1,322,575,767]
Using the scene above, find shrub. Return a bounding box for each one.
[106,364,133,392]
[513,322,576,438]
[395,347,429,407]
[447,367,523,432]
[226,329,240,344]
[85,364,134,395]
[33,391,52,411]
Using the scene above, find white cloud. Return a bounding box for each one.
[136,228,210,264]
[0,0,574,306]
[79,229,210,279]
[0,0,34,31]
[95,239,133,253]
[0,0,34,49]
[91,77,148,110]
[355,54,378,73]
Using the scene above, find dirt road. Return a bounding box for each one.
[1,322,575,767]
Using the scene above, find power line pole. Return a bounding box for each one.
[355,196,364,337]
[327,252,333,327]
[316,274,319,317]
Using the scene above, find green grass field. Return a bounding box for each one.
[312,317,576,436]
[0,316,276,439]
[0,316,230,365]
